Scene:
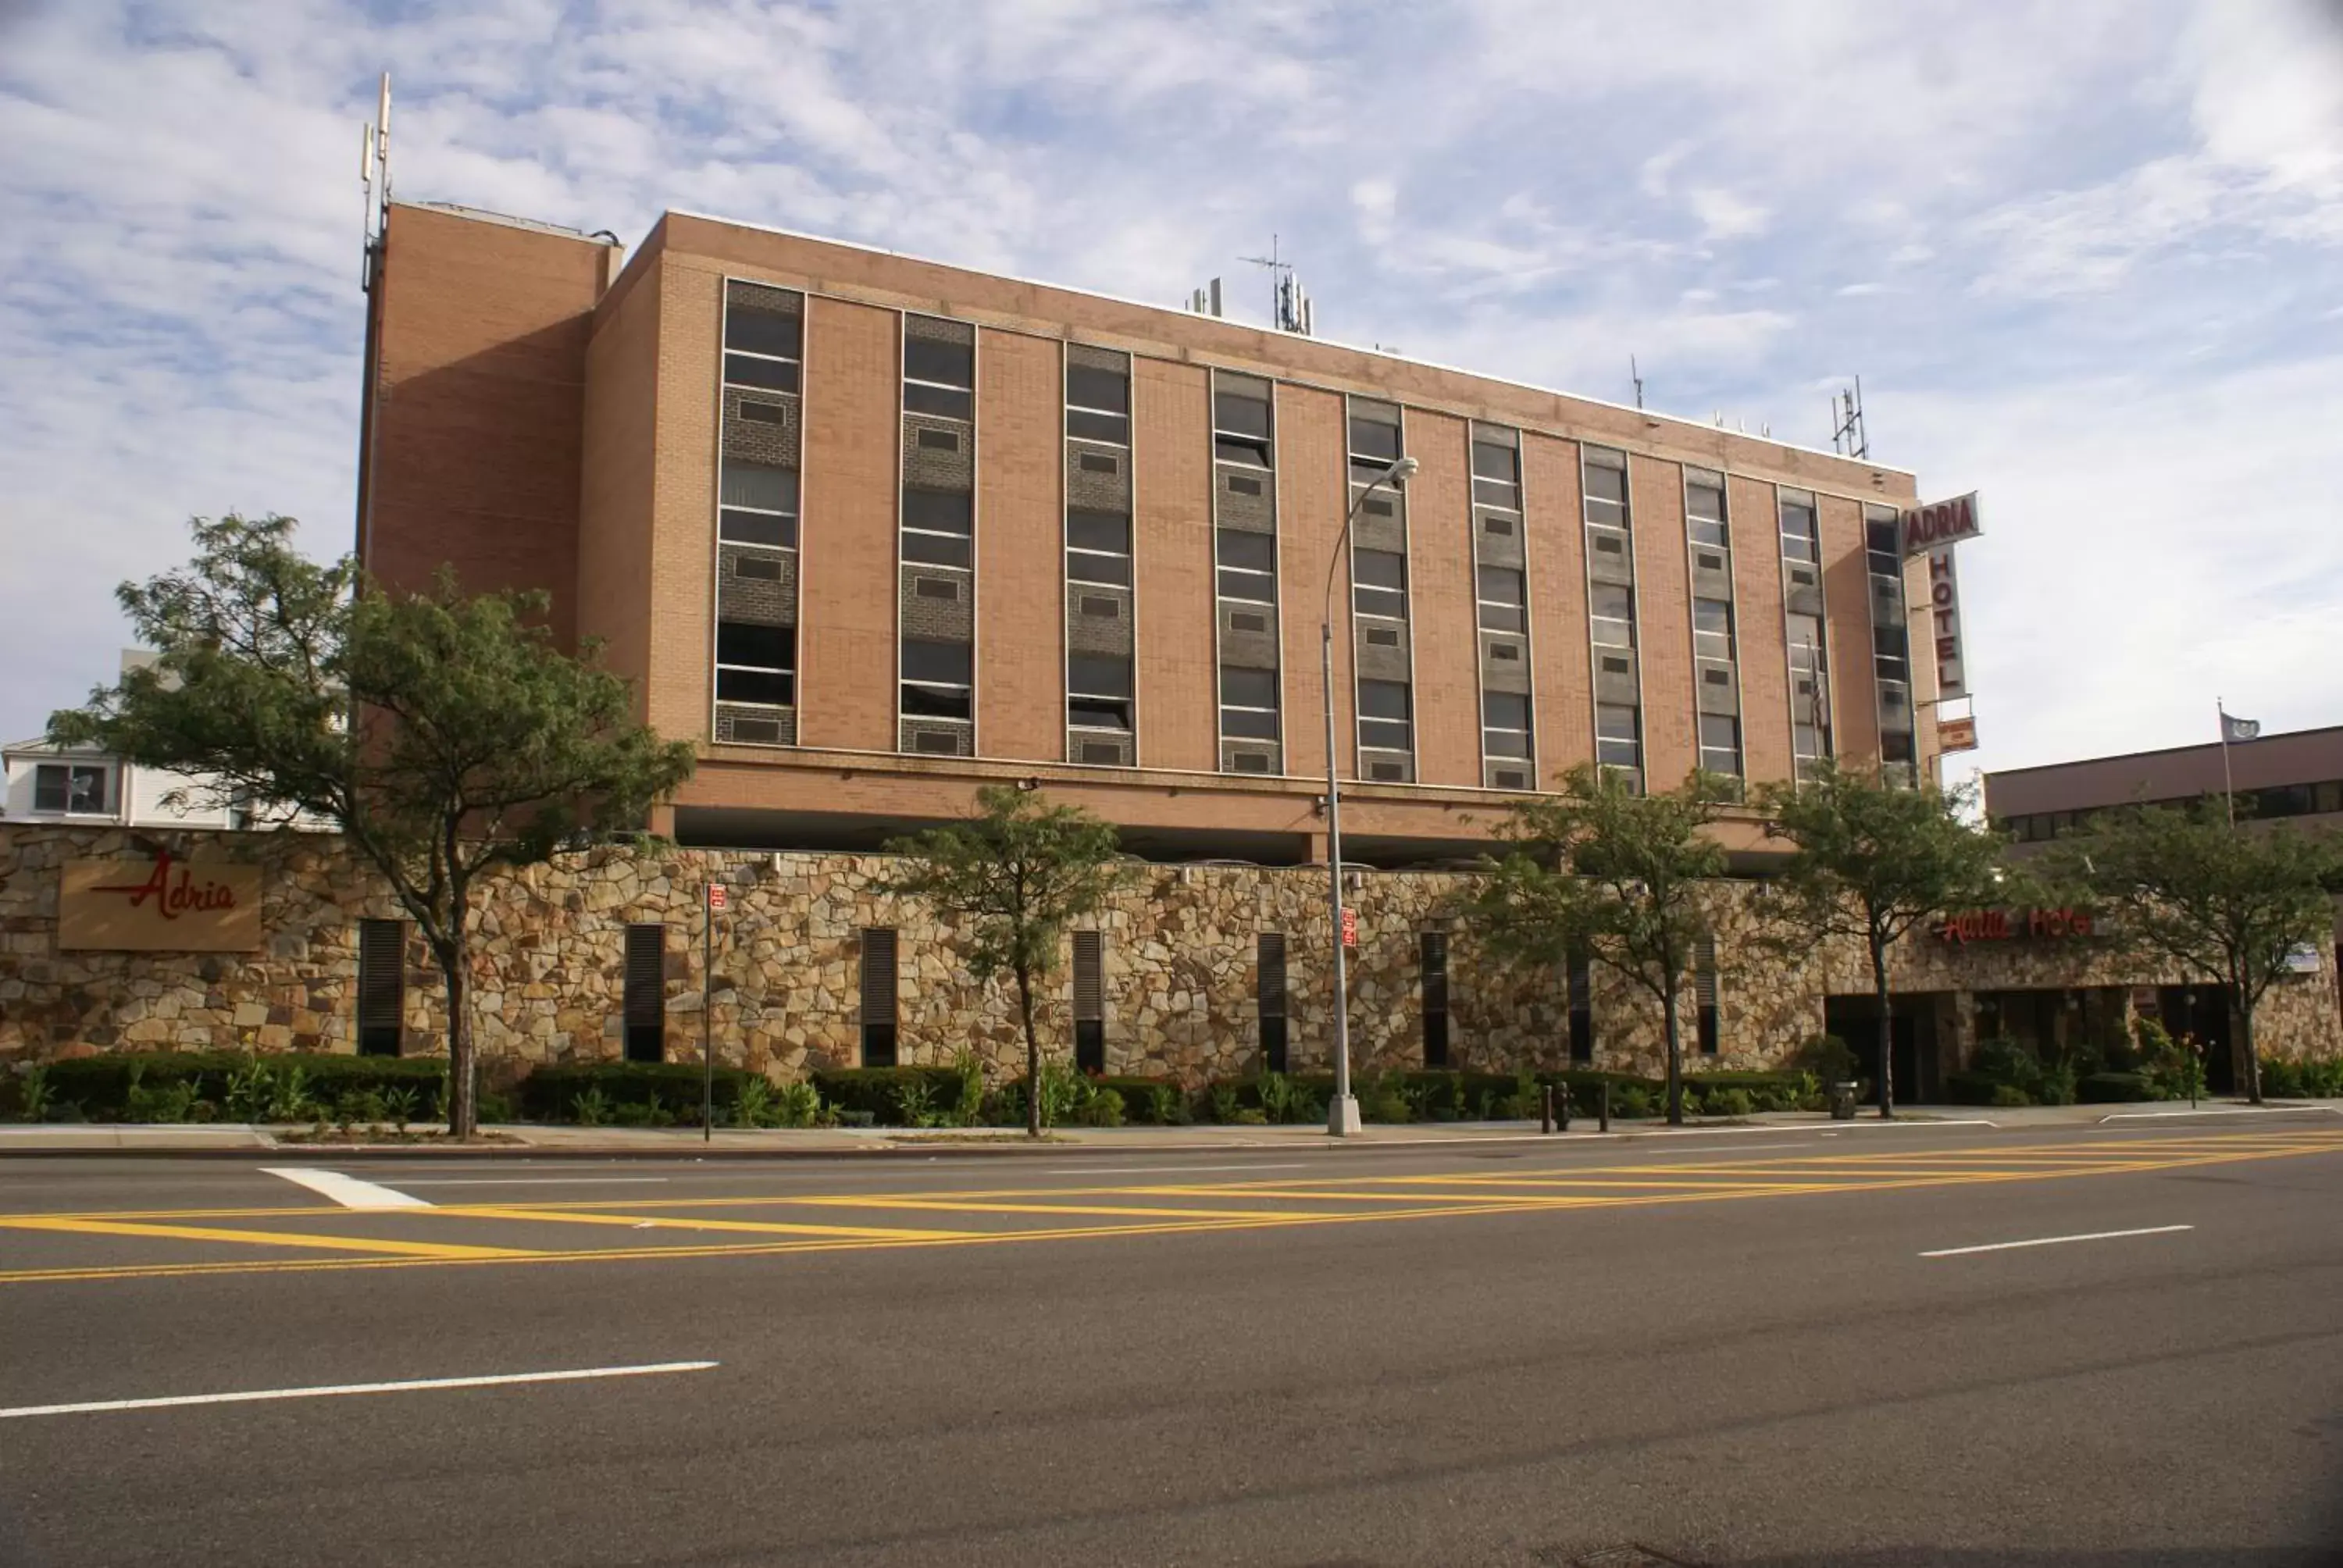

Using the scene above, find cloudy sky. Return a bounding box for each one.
[4,0,2341,795]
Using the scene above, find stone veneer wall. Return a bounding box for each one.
[3,825,2338,1080]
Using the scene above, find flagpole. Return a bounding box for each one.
[2217,699,2236,830]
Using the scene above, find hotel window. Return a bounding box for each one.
[901,487,974,568]
[1472,437,1521,511]
[860,928,899,1067]
[1590,583,1636,648]
[1421,932,1450,1069]
[622,923,666,1064]
[1477,566,1526,632]
[1072,930,1105,1074]
[1352,547,1408,621]
[716,281,804,750]
[1483,691,1532,761]
[1065,362,1129,446]
[1216,528,1278,603]
[719,458,797,549]
[1866,503,1917,786]
[1685,472,1728,548]
[715,622,795,709]
[1068,653,1133,734]
[1779,492,1820,563]
[1358,679,1413,753]
[903,333,973,419]
[1219,666,1281,743]
[1582,446,1628,529]
[1257,932,1289,1074]
[1214,379,1273,469]
[901,638,973,722]
[722,294,801,394]
[1596,703,1642,771]
[1567,944,1594,1064]
[1066,508,1130,587]
[1699,714,1742,778]
[1693,597,1735,662]
[32,762,110,815]
[1787,610,1831,772]
[356,919,405,1057]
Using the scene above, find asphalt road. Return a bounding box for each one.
[2,1117,2341,1566]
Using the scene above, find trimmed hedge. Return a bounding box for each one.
[517,1061,761,1122]
[1087,1075,1186,1121]
[36,1050,446,1121]
[808,1065,971,1124]
[2077,1071,2156,1103]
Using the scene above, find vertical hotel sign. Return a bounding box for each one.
[1902,492,1982,704]
[59,853,262,952]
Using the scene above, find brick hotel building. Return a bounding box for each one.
[8,198,2335,1092]
[355,201,1938,862]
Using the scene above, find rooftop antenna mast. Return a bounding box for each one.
[1829,376,1869,459]
[358,72,391,293]
[1631,356,1645,410]
[1239,234,1314,336]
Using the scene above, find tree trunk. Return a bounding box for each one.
[439,934,476,1140]
[2239,994,2263,1105]
[1663,985,1684,1126]
[1871,935,1895,1121]
[1016,962,1041,1139]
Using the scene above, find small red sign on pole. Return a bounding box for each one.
[1340,907,1358,948]
[706,883,727,913]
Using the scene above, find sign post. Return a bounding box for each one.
[704,879,727,1143]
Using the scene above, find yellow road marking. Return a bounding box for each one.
[0,1215,540,1260]
[440,1206,973,1242]
[786,1196,1342,1221]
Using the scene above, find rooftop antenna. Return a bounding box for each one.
[1186,277,1224,317]
[1631,356,1645,410]
[1239,235,1314,335]
[358,71,390,293]
[1830,376,1869,459]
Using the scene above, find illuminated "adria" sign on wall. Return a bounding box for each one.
[58,853,262,953]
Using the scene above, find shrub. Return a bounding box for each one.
[1792,1034,1857,1085]
[1542,1069,1667,1117]
[1990,1084,2031,1108]
[520,1061,761,1124]
[1610,1085,1657,1119]
[772,1080,826,1128]
[808,1066,970,1126]
[1207,1083,1241,1124]
[2259,1057,2305,1098]
[39,1051,447,1124]
[1945,1071,2019,1106]
[1706,1087,1756,1117]
[1142,1084,1189,1126]
[1087,1075,1184,1123]
[2077,1071,2156,1103]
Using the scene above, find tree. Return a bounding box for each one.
[2044,799,2343,1104]
[1471,764,1733,1124]
[1756,761,2008,1118]
[50,515,697,1137]
[881,786,1135,1136]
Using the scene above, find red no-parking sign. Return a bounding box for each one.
[1340,907,1358,948]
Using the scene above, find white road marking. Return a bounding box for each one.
[261,1167,430,1210]
[2099,1106,2343,1122]
[1921,1224,2193,1259]
[396,1177,672,1187]
[0,1362,719,1420]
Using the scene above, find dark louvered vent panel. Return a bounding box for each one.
[357,919,405,1056]
[622,925,666,1026]
[1072,931,1104,1021]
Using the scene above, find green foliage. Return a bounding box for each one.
[1472,764,1737,1124]
[1792,1034,1858,1085]
[382,1084,419,1131]
[1362,1071,1415,1124]
[2131,1019,2206,1103]
[881,787,1136,1135]
[520,1061,758,1124]
[2077,1071,2156,1103]
[730,1076,779,1129]
[1991,1084,2032,1107]
[1143,1084,1184,1126]
[894,1074,940,1128]
[1756,761,2008,1114]
[1610,1085,1657,1118]
[571,1086,612,1127]
[16,1066,54,1124]
[2259,1056,2343,1098]
[808,1066,970,1125]
[47,515,698,1138]
[1208,1083,1241,1124]
[37,1051,441,1124]
[950,1051,988,1128]
[2045,797,2343,1103]
[772,1080,826,1128]
[1706,1086,1756,1117]
[1080,1076,1186,1124]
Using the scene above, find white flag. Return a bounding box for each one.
[2220,711,2260,744]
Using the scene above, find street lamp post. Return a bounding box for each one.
[1321,454,1418,1137]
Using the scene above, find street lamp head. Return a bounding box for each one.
[1390,456,1419,483]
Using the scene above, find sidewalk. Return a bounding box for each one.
[2,1099,2335,1157]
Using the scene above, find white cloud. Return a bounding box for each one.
[1688,187,1769,241]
